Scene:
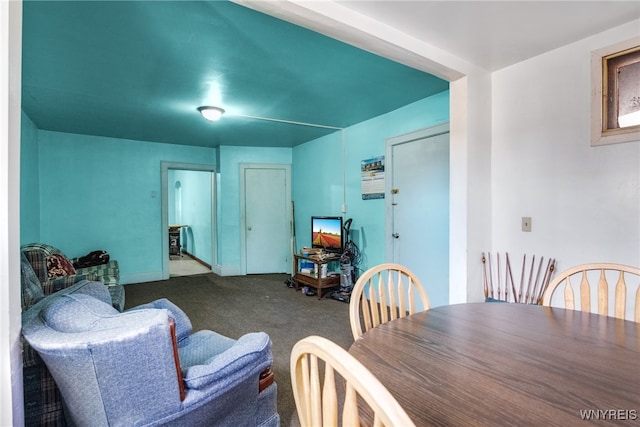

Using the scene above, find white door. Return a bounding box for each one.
[386,125,450,307]
[242,164,291,274]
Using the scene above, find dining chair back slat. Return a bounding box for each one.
[543,263,640,322]
[635,287,640,323]
[387,273,397,322]
[598,269,609,315]
[579,272,590,312]
[350,263,430,341]
[291,335,415,427]
[614,272,627,319]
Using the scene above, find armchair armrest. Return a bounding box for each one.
[128,298,193,342]
[75,260,120,286]
[183,332,273,391]
[42,273,99,295]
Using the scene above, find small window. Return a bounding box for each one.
[591,38,640,146]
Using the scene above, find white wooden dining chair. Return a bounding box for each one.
[290,335,415,427]
[349,263,430,340]
[542,263,640,322]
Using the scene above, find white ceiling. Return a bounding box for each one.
[246,1,640,73]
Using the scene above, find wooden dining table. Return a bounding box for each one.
[348,302,639,426]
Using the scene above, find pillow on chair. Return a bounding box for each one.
[46,254,76,278]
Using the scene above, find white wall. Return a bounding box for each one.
[450,71,493,304]
[1,0,23,424]
[491,21,640,273]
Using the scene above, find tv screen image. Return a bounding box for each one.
[311,216,343,253]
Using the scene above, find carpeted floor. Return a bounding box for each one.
[123,272,354,425]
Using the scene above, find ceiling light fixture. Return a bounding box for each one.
[197,106,225,122]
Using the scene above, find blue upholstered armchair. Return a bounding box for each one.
[22,281,279,427]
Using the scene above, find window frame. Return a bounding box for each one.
[590,37,640,147]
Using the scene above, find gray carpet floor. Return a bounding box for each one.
[123,272,354,425]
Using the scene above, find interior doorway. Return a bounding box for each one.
[161,162,216,280]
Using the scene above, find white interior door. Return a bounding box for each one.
[242,164,291,274]
[386,125,450,307]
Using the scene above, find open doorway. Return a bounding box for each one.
[161,162,216,279]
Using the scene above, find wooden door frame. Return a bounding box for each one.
[239,163,292,275]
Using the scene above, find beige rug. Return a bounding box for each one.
[169,255,211,277]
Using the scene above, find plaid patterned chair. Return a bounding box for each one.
[22,252,63,426]
[21,243,124,311]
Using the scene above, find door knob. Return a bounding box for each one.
[392,233,399,238]
[248,226,252,231]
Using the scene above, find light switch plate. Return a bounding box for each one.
[522,217,532,232]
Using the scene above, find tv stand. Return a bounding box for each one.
[293,253,341,299]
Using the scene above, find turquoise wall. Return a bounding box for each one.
[36,130,216,283]
[21,91,447,283]
[293,91,450,273]
[291,132,343,249]
[217,146,292,271]
[20,112,40,244]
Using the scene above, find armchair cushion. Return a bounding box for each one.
[178,330,236,370]
[46,253,77,278]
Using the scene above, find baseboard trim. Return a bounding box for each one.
[214,264,243,276]
[123,263,243,283]
[121,271,164,285]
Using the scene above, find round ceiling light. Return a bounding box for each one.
[198,106,225,122]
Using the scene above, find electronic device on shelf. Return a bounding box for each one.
[311,216,343,254]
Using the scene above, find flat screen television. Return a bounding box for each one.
[311,216,343,254]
